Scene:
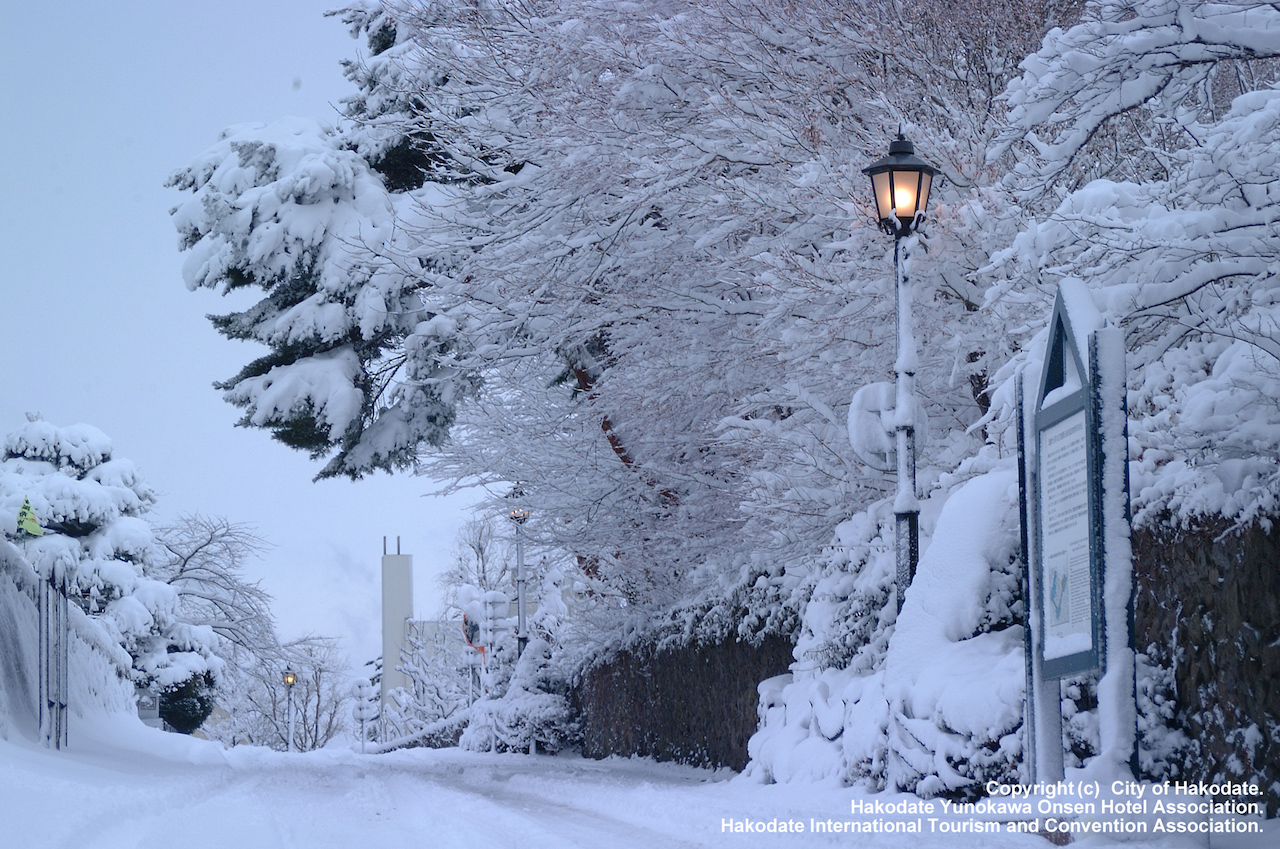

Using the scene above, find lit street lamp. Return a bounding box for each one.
[282,667,296,753]
[863,132,939,611]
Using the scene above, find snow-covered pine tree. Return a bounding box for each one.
[0,418,221,698]
[166,4,477,481]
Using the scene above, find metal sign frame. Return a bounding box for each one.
[1019,284,1135,783]
[1031,295,1105,679]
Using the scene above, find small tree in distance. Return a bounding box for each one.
[203,637,352,751]
[153,514,277,663]
[153,514,352,748]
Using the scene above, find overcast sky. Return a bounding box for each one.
[0,2,478,670]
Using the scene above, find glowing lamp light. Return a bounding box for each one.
[862,133,939,238]
[282,668,296,687]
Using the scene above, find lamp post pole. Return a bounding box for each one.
[863,132,938,611]
[893,234,919,611]
[510,503,530,659]
[283,668,296,753]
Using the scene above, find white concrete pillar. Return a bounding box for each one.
[381,548,413,706]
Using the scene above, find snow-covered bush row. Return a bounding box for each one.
[747,462,1025,796]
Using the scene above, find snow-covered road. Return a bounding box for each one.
[0,717,1272,848]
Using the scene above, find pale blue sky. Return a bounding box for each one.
[0,1,477,668]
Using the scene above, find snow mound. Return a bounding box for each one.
[748,466,1025,798]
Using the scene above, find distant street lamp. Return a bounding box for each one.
[863,132,939,611]
[509,499,530,659]
[282,667,297,753]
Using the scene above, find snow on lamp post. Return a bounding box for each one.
[509,495,530,660]
[282,667,296,753]
[862,132,938,611]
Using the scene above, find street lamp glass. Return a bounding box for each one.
[283,668,296,687]
[863,134,938,237]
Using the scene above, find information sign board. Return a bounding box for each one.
[1032,293,1103,679]
[1038,409,1094,663]
[1019,282,1134,782]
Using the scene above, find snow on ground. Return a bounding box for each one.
[1,715,1274,849]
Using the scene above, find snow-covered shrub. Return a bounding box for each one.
[459,639,576,755]
[387,564,576,752]
[1135,651,1192,780]
[159,671,217,733]
[882,470,1025,797]
[388,619,475,737]
[749,465,1026,797]
[453,577,576,753]
[745,506,897,785]
[1061,673,1101,769]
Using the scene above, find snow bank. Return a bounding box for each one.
[748,464,1026,798]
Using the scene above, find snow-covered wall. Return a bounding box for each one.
[0,541,135,741]
[1134,519,1280,816]
[0,548,39,741]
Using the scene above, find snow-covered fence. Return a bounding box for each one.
[0,541,135,744]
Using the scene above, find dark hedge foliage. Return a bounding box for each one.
[160,672,216,734]
[572,634,793,771]
[1134,517,1280,816]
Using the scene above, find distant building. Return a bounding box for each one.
[381,545,413,723]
